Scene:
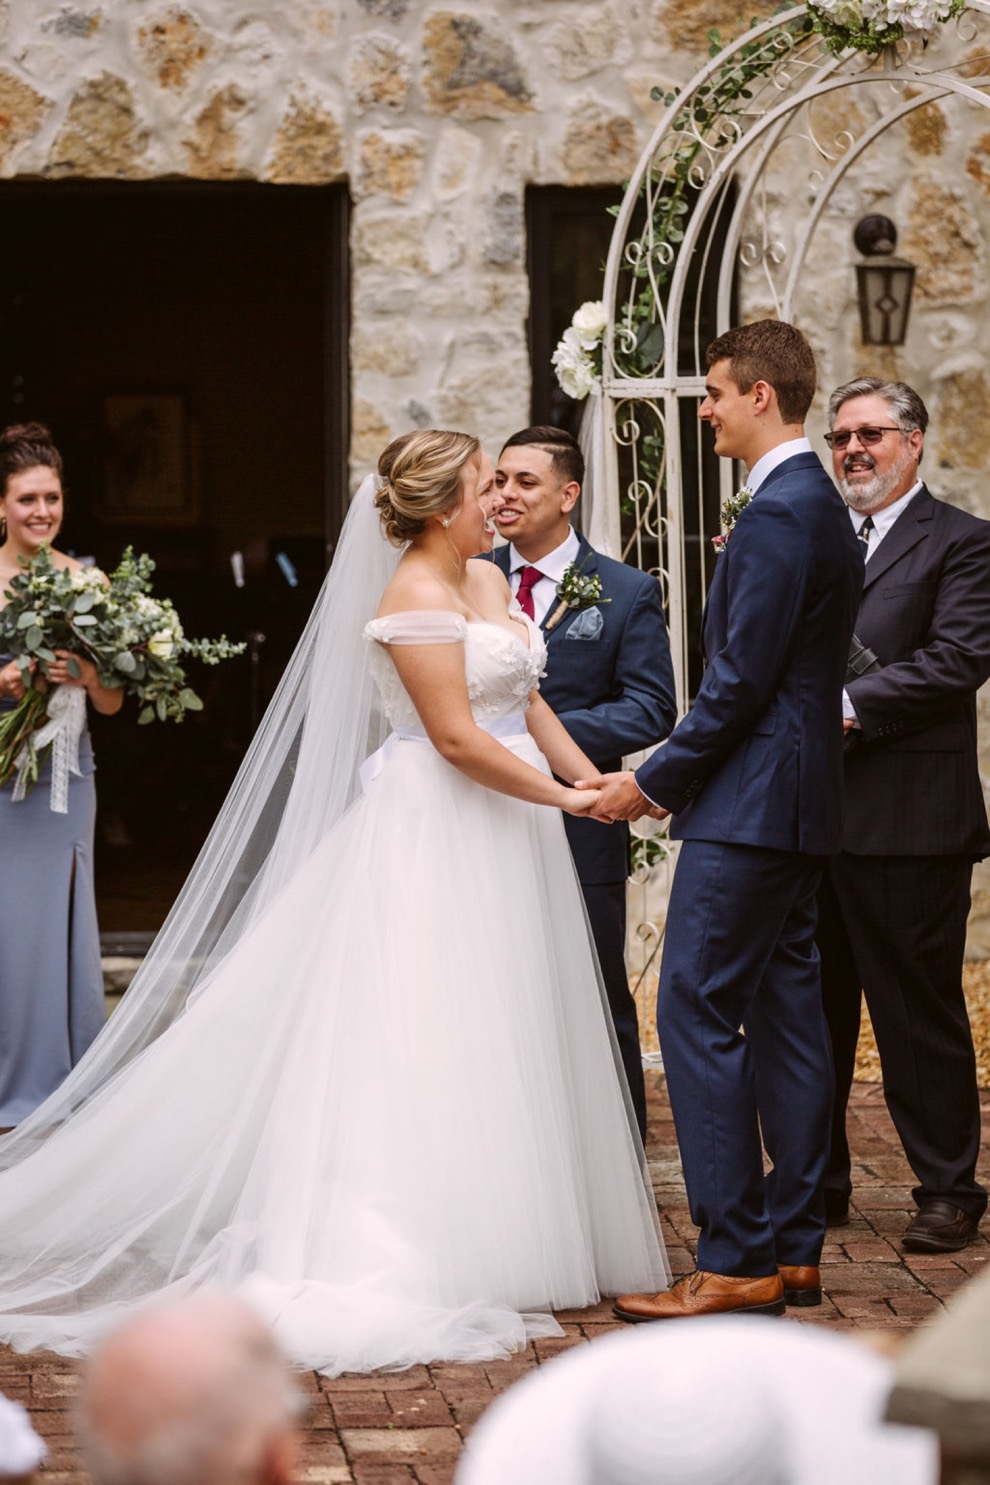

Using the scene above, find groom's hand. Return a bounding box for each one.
[574,770,653,823]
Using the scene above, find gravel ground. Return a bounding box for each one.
[855,960,990,1087]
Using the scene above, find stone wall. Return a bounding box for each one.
[3,3,989,494]
[2,3,987,940]
[0,0,756,475]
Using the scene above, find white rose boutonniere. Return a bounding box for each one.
[545,554,612,632]
[711,486,753,554]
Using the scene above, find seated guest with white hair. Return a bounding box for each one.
[77,1293,302,1485]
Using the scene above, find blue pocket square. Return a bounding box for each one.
[565,606,604,640]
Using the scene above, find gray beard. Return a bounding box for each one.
[838,462,904,513]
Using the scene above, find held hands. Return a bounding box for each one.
[574,770,668,824]
[561,786,603,816]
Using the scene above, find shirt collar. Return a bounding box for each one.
[846,481,923,538]
[747,437,814,495]
[508,526,580,581]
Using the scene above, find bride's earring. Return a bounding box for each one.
[441,516,450,528]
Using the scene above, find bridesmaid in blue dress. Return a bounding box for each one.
[0,423,123,1131]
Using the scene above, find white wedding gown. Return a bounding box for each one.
[0,607,668,1375]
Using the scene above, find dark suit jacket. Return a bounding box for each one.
[493,537,676,883]
[636,451,862,856]
[842,485,990,858]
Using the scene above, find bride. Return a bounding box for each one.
[0,429,668,1375]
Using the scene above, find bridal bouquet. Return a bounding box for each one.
[809,0,964,54]
[0,546,244,806]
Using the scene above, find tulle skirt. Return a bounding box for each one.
[0,730,667,1374]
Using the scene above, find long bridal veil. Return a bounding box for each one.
[0,475,398,1170]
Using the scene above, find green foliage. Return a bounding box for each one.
[0,546,245,792]
[809,0,964,56]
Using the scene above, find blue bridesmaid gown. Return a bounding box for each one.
[0,667,106,1125]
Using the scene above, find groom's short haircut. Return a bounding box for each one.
[500,425,585,489]
[706,320,817,426]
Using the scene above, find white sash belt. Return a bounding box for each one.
[360,712,528,792]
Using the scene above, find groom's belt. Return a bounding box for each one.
[360,713,529,790]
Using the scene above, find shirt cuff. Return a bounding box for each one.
[633,764,664,811]
[842,688,860,727]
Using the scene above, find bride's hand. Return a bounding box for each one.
[560,787,602,817]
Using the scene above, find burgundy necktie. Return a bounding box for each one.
[516,566,542,620]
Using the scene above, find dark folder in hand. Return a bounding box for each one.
[844,636,881,749]
[846,634,882,682]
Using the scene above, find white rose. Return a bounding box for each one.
[571,299,608,349]
[554,352,597,400]
[147,630,175,659]
[552,329,599,400]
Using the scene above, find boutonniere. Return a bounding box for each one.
[711,486,753,553]
[544,554,612,632]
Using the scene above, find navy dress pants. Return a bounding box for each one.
[658,840,831,1276]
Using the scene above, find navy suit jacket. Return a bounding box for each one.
[636,451,862,856]
[842,485,990,858]
[493,537,676,883]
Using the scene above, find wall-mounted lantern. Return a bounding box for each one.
[854,215,916,346]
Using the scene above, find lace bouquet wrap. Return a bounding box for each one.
[0,546,244,811]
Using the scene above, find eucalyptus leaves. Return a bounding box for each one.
[0,546,244,795]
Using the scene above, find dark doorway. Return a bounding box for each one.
[0,181,349,934]
[526,185,623,433]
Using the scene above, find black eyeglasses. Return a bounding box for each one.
[823,425,906,451]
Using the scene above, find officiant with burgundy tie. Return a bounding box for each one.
[818,377,990,1251]
[493,426,676,1139]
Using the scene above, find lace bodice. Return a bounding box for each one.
[364,609,547,730]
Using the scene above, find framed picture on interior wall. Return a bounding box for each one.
[99,393,197,526]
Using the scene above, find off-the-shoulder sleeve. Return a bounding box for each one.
[364,611,469,645]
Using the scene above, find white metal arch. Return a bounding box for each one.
[597,5,990,1024]
[595,1,990,711]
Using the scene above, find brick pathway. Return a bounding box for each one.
[7,1075,988,1485]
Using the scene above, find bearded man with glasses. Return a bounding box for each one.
[818,376,990,1251]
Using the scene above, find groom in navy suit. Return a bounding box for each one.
[492,426,676,1140]
[588,322,863,1319]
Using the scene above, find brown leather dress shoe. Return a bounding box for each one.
[613,1269,785,1322]
[903,1200,981,1253]
[778,1264,822,1307]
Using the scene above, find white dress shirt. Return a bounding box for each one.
[843,482,923,724]
[506,527,581,627]
[746,437,814,493]
[848,480,922,560]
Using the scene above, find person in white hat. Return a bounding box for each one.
[456,1317,938,1485]
[0,1394,45,1485]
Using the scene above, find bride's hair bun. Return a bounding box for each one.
[375,429,480,546]
[0,421,64,495]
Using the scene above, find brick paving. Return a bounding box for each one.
[7,1073,989,1485]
